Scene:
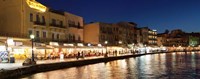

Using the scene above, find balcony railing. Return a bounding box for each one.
[34,37,68,43]
[69,24,83,29]
[0,32,29,39]
[50,23,65,28]
[34,21,46,26]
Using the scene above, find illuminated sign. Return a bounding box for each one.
[26,0,47,12]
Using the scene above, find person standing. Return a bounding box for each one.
[77,52,80,60]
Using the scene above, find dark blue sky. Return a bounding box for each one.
[37,0,200,33]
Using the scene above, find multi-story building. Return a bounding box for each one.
[84,22,113,45]
[148,29,157,46]
[0,0,84,44]
[84,22,137,46]
[136,27,157,46]
[157,33,168,46]
[158,29,200,47]
[0,0,85,61]
[164,29,188,47]
[158,29,200,48]
[65,12,84,43]
[116,22,137,45]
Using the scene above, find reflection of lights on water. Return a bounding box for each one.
[136,46,167,54]
[120,60,127,68]
[160,53,166,60]
[160,53,166,56]
[146,55,151,61]
[191,52,196,68]
[141,55,151,62]
[192,52,195,54]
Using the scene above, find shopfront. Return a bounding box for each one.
[0,45,9,63]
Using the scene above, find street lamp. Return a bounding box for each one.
[118,40,122,45]
[88,43,91,47]
[104,41,108,57]
[118,41,123,55]
[30,34,36,64]
[105,41,108,52]
[144,44,147,54]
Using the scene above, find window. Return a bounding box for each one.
[65,35,68,40]
[52,33,55,40]
[68,34,71,41]
[28,30,32,35]
[73,35,75,41]
[30,13,33,22]
[60,21,63,26]
[52,19,56,25]
[77,22,81,28]
[36,31,40,38]
[68,20,72,27]
[43,31,46,38]
[36,14,40,22]
[78,36,81,41]
[57,34,59,39]
[42,16,45,23]
[78,22,80,26]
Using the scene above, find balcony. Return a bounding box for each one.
[148,38,157,40]
[69,24,83,29]
[50,23,65,28]
[34,21,46,26]
[33,37,68,43]
[0,32,29,39]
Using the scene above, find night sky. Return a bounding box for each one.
[37,0,200,33]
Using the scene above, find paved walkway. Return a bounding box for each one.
[0,56,107,70]
[0,53,134,70]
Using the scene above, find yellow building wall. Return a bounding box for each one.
[0,0,84,43]
[23,0,48,40]
[48,12,66,40]
[84,23,100,44]
[0,0,23,37]
[17,0,67,41]
[65,12,84,42]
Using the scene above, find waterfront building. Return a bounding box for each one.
[158,29,200,47]
[64,12,84,43]
[0,0,66,42]
[0,0,160,62]
[116,22,137,45]
[84,22,137,46]
[0,0,86,62]
[157,33,168,46]
[136,27,157,46]
[162,29,189,47]
[84,22,137,54]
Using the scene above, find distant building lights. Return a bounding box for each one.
[153,30,157,32]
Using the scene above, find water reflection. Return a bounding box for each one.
[21,52,200,79]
